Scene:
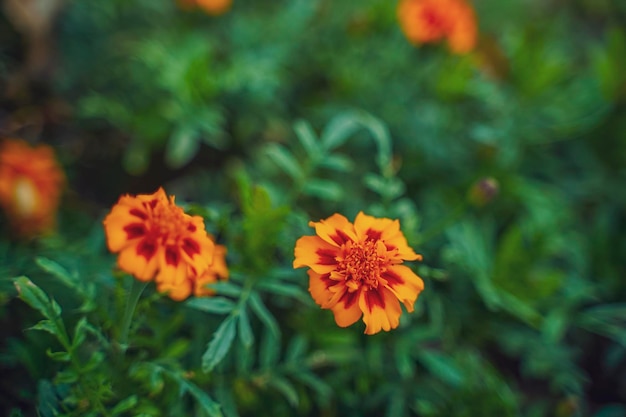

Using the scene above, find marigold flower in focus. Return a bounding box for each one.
[293,212,424,335]
[397,0,478,54]
[0,139,64,237]
[177,0,232,15]
[103,188,216,301]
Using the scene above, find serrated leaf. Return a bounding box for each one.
[265,143,303,181]
[202,316,237,372]
[237,307,254,349]
[248,292,280,339]
[14,277,62,320]
[186,297,236,314]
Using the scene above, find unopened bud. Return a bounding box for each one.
[468,177,499,207]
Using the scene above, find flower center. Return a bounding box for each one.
[338,240,387,291]
[149,200,189,244]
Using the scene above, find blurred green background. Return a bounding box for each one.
[1,0,626,416]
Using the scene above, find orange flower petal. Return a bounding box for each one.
[310,213,357,247]
[195,244,229,297]
[118,241,160,281]
[294,235,340,274]
[331,289,362,328]
[359,287,402,335]
[383,265,424,312]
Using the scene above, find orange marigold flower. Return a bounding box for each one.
[103,188,215,301]
[0,139,65,237]
[177,0,232,15]
[397,0,478,54]
[293,212,424,335]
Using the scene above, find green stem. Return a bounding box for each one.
[119,279,148,352]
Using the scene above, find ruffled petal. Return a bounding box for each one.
[331,288,362,327]
[117,240,160,281]
[310,213,357,247]
[382,264,424,312]
[294,235,341,274]
[359,287,402,335]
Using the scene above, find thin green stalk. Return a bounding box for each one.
[119,279,148,352]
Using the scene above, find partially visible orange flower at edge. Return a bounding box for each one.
[103,188,227,301]
[293,212,424,335]
[177,0,232,15]
[397,0,478,54]
[0,139,65,237]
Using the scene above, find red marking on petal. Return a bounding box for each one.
[124,223,146,240]
[187,223,197,233]
[385,243,397,251]
[136,239,157,260]
[316,249,337,265]
[320,273,334,288]
[365,229,382,241]
[144,199,158,210]
[129,208,148,220]
[182,238,200,257]
[165,247,180,266]
[340,289,358,309]
[382,269,405,287]
[364,289,385,312]
[330,229,352,245]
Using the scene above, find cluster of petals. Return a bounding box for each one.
[294,212,424,335]
[397,0,478,54]
[0,139,65,237]
[177,0,232,15]
[103,188,228,301]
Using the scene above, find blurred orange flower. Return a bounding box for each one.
[293,212,424,335]
[0,139,64,237]
[397,0,477,54]
[177,0,232,15]
[194,243,229,297]
[103,188,218,301]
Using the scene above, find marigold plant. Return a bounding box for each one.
[177,0,232,15]
[103,187,219,300]
[293,212,424,335]
[0,138,65,237]
[397,0,478,54]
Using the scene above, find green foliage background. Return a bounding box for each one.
[1,0,626,416]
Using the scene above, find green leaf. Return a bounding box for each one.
[293,119,320,159]
[267,376,299,407]
[46,349,70,362]
[257,281,311,305]
[416,351,464,387]
[316,153,354,172]
[111,395,138,416]
[28,320,59,337]
[302,179,343,201]
[291,371,331,405]
[202,316,237,372]
[165,125,200,169]
[186,297,236,314]
[265,143,303,181]
[320,113,362,151]
[248,292,280,339]
[205,282,242,297]
[14,277,62,320]
[237,307,254,349]
[35,258,76,288]
[54,370,78,384]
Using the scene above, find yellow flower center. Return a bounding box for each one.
[13,177,39,217]
[338,240,388,291]
[149,199,192,244]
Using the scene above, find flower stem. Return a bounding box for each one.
[119,278,148,353]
